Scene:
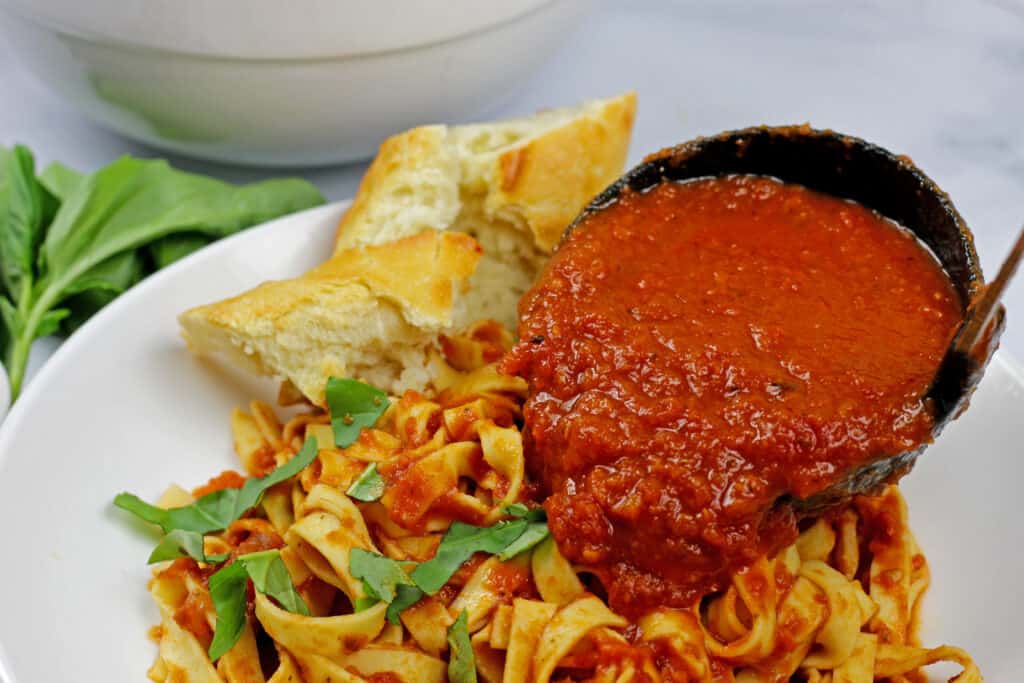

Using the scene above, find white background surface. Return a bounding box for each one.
[1,0,1023,361]
[1,4,1023,679]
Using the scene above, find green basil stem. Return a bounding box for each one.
[6,284,60,399]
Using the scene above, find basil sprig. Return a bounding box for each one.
[447,610,477,683]
[346,463,385,502]
[0,144,325,402]
[114,437,319,563]
[326,377,389,447]
[208,550,308,661]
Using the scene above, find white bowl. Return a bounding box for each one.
[0,0,585,166]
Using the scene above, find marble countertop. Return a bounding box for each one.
[1,0,1023,383]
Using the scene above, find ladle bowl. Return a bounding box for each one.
[568,125,1004,512]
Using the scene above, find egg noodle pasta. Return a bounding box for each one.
[136,321,980,683]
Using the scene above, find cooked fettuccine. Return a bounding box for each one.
[137,321,979,683]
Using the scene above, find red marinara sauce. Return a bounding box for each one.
[501,175,961,613]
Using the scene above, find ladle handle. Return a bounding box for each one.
[952,225,1024,357]
[928,225,1023,424]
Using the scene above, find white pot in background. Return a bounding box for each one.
[0,0,586,166]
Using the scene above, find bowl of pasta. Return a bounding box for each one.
[0,95,1021,683]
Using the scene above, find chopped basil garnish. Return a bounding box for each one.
[411,512,549,595]
[497,520,550,561]
[447,610,477,683]
[349,548,423,624]
[388,584,426,623]
[346,463,385,502]
[504,503,545,522]
[114,437,319,560]
[346,509,550,622]
[147,529,228,565]
[325,377,389,447]
[208,550,308,661]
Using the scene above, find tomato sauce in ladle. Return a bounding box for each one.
[503,174,962,613]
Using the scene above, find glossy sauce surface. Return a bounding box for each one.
[502,175,961,612]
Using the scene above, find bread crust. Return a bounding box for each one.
[178,231,482,404]
[307,230,481,328]
[334,125,455,249]
[183,231,480,334]
[334,92,637,254]
[491,92,636,251]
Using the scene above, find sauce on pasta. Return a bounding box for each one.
[136,322,980,682]
[504,175,961,613]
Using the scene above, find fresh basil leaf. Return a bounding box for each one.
[230,436,320,517]
[447,610,477,683]
[351,560,424,625]
[0,298,20,338]
[39,158,324,281]
[149,233,214,269]
[34,308,69,338]
[356,577,423,626]
[497,521,549,561]
[208,550,308,662]
[1,145,55,302]
[0,305,9,353]
[346,463,385,502]
[411,520,529,594]
[147,529,229,565]
[503,503,546,522]
[59,291,117,334]
[387,583,425,624]
[360,578,381,601]
[208,560,248,662]
[61,249,145,298]
[38,161,85,202]
[349,548,417,604]
[503,503,531,518]
[354,595,380,612]
[114,437,319,536]
[3,153,323,401]
[57,251,145,334]
[326,377,389,447]
[242,549,309,616]
[348,518,544,624]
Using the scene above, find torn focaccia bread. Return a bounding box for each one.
[336,91,637,253]
[179,93,637,404]
[335,92,637,331]
[179,232,481,405]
